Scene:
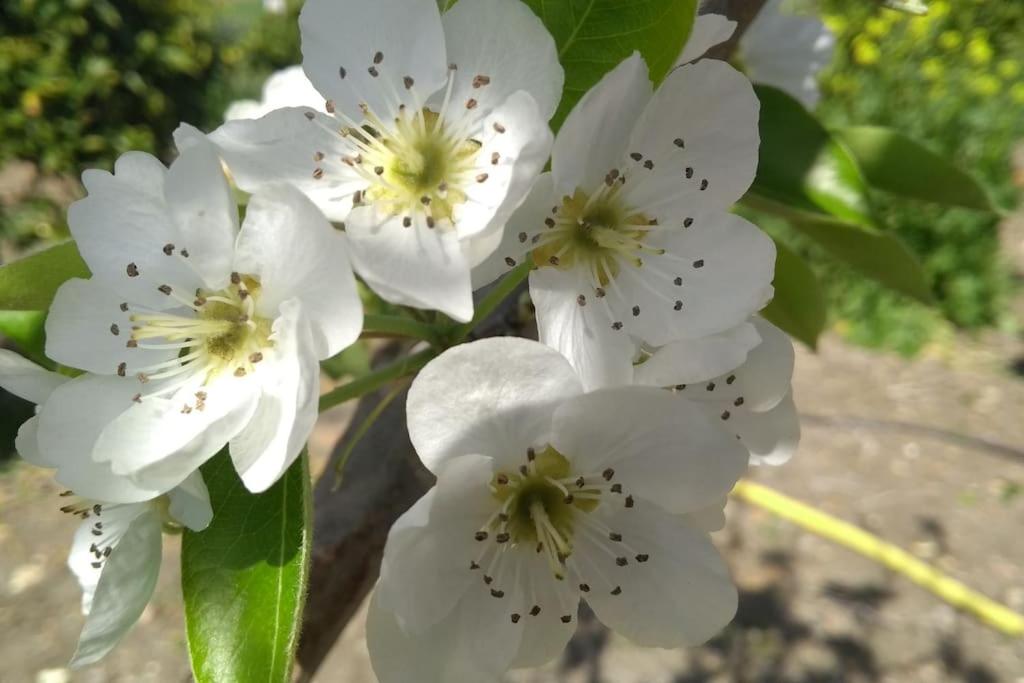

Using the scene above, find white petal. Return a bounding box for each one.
[732,391,801,466]
[620,213,775,345]
[95,373,259,492]
[36,376,167,502]
[552,53,652,195]
[15,416,46,466]
[683,499,728,533]
[165,130,239,289]
[578,499,737,647]
[70,509,163,667]
[551,387,748,514]
[407,337,582,474]
[452,90,553,243]
[45,278,176,375]
[675,317,794,412]
[192,110,362,222]
[225,65,326,121]
[740,0,835,109]
[68,154,204,309]
[346,208,474,322]
[634,321,761,387]
[67,504,151,615]
[377,454,495,632]
[441,0,563,121]
[510,552,580,669]
[471,172,554,289]
[530,267,635,392]
[166,471,214,531]
[367,590,504,683]
[675,14,738,65]
[623,59,760,214]
[229,299,320,493]
[0,349,68,403]
[235,185,363,358]
[299,0,447,122]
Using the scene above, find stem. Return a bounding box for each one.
[361,314,438,343]
[731,479,1024,638]
[448,262,531,343]
[318,348,435,413]
[331,380,408,491]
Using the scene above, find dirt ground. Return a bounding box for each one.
[2,323,1023,683]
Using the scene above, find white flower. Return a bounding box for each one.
[225,66,325,122]
[366,338,748,682]
[478,54,775,389]
[632,317,800,466]
[189,0,563,322]
[39,138,362,494]
[677,1,836,109]
[0,350,213,667]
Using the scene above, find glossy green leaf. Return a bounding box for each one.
[834,126,997,212]
[752,86,875,229]
[523,0,698,130]
[0,241,90,311]
[0,310,48,364]
[183,452,312,683]
[787,214,933,304]
[761,239,827,349]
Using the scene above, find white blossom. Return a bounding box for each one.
[0,350,212,667]
[366,338,748,682]
[632,317,800,466]
[189,0,563,322]
[39,137,362,494]
[678,1,836,109]
[225,66,325,122]
[478,54,775,389]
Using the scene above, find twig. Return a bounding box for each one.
[732,480,1024,637]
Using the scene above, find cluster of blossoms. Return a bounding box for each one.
[0,0,831,676]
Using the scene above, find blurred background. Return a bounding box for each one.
[1,0,1023,681]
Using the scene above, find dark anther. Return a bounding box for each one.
[126,263,140,278]
[693,259,705,269]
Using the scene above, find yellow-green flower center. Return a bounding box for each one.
[348,109,481,225]
[533,188,659,285]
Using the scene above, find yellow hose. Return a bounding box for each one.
[731,479,1024,638]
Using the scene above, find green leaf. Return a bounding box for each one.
[752,86,875,229]
[0,310,48,364]
[787,214,933,304]
[0,241,90,311]
[182,451,312,683]
[834,126,997,212]
[761,239,827,349]
[523,0,698,130]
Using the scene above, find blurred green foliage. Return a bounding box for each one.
[0,0,226,172]
[814,0,1023,353]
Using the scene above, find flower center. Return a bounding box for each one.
[354,108,481,224]
[532,187,661,285]
[472,446,623,582]
[115,273,272,406]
